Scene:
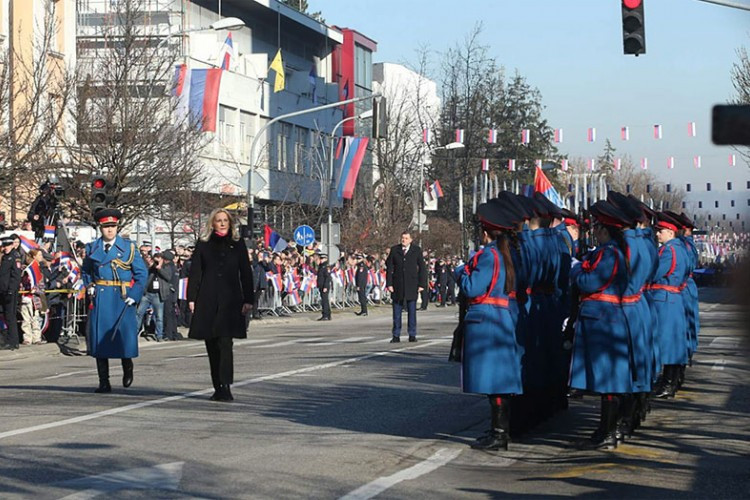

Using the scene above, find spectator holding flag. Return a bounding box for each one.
[19,249,47,345]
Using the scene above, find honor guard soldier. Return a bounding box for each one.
[82,209,148,393]
[0,235,23,350]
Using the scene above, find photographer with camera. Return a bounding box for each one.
[135,250,173,343]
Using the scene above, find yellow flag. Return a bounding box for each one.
[269,49,285,93]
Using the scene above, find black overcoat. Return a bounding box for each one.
[385,244,427,302]
[187,233,254,339]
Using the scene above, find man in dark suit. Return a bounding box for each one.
[355,254,369,316]
[385,231,427,343]
[316,253,331,321]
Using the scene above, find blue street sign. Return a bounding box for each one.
[294,225,315,246]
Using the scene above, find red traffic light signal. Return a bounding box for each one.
[91,176,110,215]
[622,0,646,56]
[93,178,106,189]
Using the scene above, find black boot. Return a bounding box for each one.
[616,394,636,443]
[95,358,112,393]
[213,384,233,402]
[472,395,510,451]
[653,365,677,399]
[577,395,619,450]
[676,365,686,392]
[121,358,134,388]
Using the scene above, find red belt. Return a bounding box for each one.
[648,283,683,293]
[469,296,510,308]
[581,292,642,305]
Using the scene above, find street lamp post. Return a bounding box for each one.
[418,141,464,247]
[157,17,245,49]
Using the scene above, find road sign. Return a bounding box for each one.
[321,223,340,246]
[294,225,315,246]
[239,170,267,196]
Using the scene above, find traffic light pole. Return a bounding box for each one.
[696,0,750,11]
[245,93,382,238]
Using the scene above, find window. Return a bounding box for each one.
[722,214,726,220]
[626,184,631,194]
[239,112,255,163]
[707,183,712,191]
[276,123,292,170]
[748,199,750,206]
[731,200,735,207]
[747,181,750,189]
[715,201,719,208]
[294,127,307,174]
[218,105,237,157]
[686,183,691,192]
[737,213,741,220]
[708,214,712,221]
[646,184,651,193]
[728,182,733,191]
[698,201,703,208]
[666,184,671,193]
[664,202,670,209]
[682,202,686,209]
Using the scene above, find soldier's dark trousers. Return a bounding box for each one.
[358,289,368,314]
[96,358,133,382]
[205,337,233,388]
[163,298,178,339]
[0,294,19,347]
[320,291,331,319]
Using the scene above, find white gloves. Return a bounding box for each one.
[124,297,136,306]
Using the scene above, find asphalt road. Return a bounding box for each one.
[0,288,748,499]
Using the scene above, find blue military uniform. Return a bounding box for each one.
[650,237,689,366]
[83,234,148,358]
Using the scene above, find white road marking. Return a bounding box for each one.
[0,339,448,441]
[165,353,208,361]
[43,370,97,380]
[708,337,740,349]
[712,359,726,371]
[255,337,325,348]
[310,336,374,346]
[57,461,184,499]
[338,448,462,500]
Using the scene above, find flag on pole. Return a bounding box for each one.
[24,261,44,289]
[554,128,563,143]
[729,154,736,166]
[641,157,648,170]
[621,126,629,141]
[44,225,55,239]
[188,68,223,132]
[614,158,622,170]
[561,159,569,171]
[667,156,675,169]
[18,235,39,253]
[269,49,285,93]
[693,156,701,168]
[455,129,465,143]
[653,124,662,139]
[431,180,444,198]
[688,122,696,137]
[521,129,530,144]
[172,64,192,122]
[587,127,596,142]
[534,166,565,208]
[217,32,236,70]
[488,129,497,143]
[422,128,431,143]
[507,159,516,172]
[481,158,489,171]
[337,137,370,199]
[587,158,596,171]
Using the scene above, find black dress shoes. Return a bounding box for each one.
[122,359,134,387]
[95,381,112,393]
[408,336,417,342]
[211,385,234,402]
[317,316,331,321]
[390,337,400,343]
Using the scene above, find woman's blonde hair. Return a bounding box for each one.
[26,249,40,265]
[200,208,240,242]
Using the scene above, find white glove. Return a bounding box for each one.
[124,297,136,306]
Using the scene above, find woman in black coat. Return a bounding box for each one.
[187,209,254,402]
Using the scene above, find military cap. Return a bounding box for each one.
[319,253,328,260]
[627,194,656,220]
[477,201,515,230]
[560,208,580,227]
[608,191,646,224]
[493,192,526,224]
[514,194,538,220]
[589,200,630,229]
[654,212,681,232]
[95,208,123,226]
[533,192,563,219]
[678,212,696,230]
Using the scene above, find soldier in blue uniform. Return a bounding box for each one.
[455,201,521,451]
[650,212,690,399]
[82,209,148,393]
[569,201,633,450]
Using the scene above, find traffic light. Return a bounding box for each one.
[242,206,265,239]
[371,97,387,139]
[91,176,109,215]
[621,0,645,56]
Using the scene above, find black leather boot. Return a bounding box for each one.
[121,358,134,388]
[616,394,636,443]
[472,395,510,451]
[654,365,677,399]
[577,395,619,450]
[95,358,112,393]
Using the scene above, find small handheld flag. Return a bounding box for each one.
[178,278,189,300]
[44,225,56,239]
[18,235,39,253]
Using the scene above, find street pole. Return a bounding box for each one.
[245,93,381,239]
[327,114,358,258]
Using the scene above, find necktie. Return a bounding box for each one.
[105,243,111,253]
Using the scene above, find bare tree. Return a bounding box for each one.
[0,3,75,224]
[730,44,750,164]
[60,0,207,226]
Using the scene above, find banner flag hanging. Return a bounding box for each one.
[693,156,701,168]
[561,159,568,171]
[641,157,649,170]
[507,159,516,171]
[614,158,622,171]
[455,129,464,143]
[654,124,662,139]
[587,127,596,142]
[667,156,675,169]
[481,158,489,171]
[554,128,563,143]
[688,122,696,137]
[521,129,530,144]
[488,129,497,143]
[621,126,629,141]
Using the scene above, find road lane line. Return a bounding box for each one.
[0,339,448,441]
[338,447,462,500]
[708,337,740,349]
[43,370,97,380]
[712,359,726,371]
[255,337,326,348]
[310,336,374,346]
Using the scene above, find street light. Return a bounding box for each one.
[157,17,245,49]
[418,141,465,246]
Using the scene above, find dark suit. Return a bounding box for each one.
[0,249,23,348]
[355,262,368,314]
[385,244,427,339]
[317,261,331,319]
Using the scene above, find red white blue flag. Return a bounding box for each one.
[487,129,497,143]
[188,68,223,132]
[455,129,464,143]
[337,137,370,200]
[587,127,596,142]
[641,157,648,170]
[422,128,431,144]
[667,156,675,169]
[554,128,563,143]
[18,235,39,253]
[621,126,629,141]
[431,180,444,198]
[44,225,55,239]
[729,154,736,166]
[654,124,662,139]
[507,159,516,171]
[521,129,530,144]
[533,166,565,208]
[688,122,696,137]
[481,159,489,172]
[693,156,701,168]
[24,261,44,289]
[178,278,188,300]
[217,33,235,70]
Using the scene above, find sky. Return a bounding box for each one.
[310,0,750,215]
